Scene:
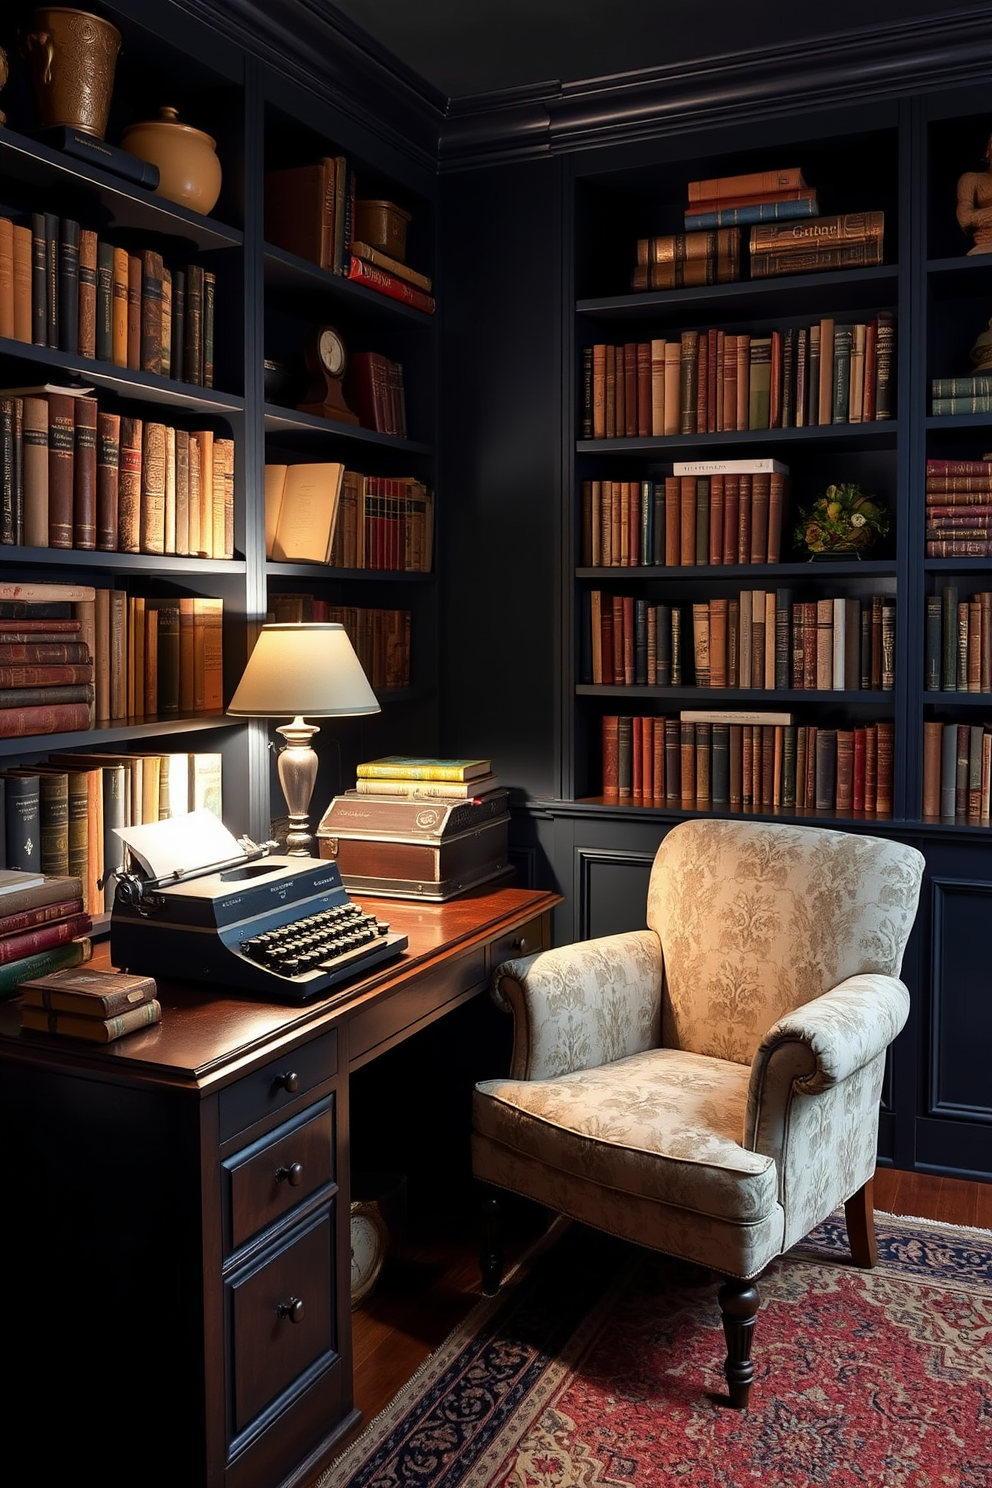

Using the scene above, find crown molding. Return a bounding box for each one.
[440,5,992,169]
[175,0,447,172]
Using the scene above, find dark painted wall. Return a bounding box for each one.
[437,158,562,801]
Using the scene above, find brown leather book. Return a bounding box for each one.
[211,436,227,559]
[117,415,142,553]
[192,429,213,557]
[875,720,895,815]
[0,216,14,339]
[174,428,189,555]
[126,252,141,370]
[46,392,76,549]
[140,249,164,375]
[264,157,337,268]
[192,596,223,711]
[22,394,49,550]
[161,267,172,379]
[0,662,93,687]
[77,229,97,359]
[184,263,203,385]
[12,223,33,345]
[72,396,98,549]
[0,701,91,737]
[96,409,120,551]
[111,246,129,367]
[140,420,167,554]
[835,729,855,813]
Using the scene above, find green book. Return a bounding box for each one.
[0,936,90,1000]
[831,323,852,423]
[748,337,772,430]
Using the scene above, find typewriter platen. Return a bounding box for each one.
[110,840,408,1004]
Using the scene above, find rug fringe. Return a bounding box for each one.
[875,1208,992,1240]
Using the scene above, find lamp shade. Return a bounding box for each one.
[227,623,381,719]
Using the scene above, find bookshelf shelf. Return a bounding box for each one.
[577,264,900,321]
[263,404,432,454]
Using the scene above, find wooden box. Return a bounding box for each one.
[355,199,412,261]
[316,793,511,899]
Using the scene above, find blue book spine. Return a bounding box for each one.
[684,199,819,230]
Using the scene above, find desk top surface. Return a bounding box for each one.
[0,881,561,1087]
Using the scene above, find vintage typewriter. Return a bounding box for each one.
[110,830,408,1005]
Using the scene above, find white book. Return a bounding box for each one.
[832,596,846,690]
[670,458,789,476]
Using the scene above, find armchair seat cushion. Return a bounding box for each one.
[475,1047,777,1226]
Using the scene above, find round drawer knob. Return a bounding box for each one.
[276,1071,300,1093]
[277,1297,305,1324]
[512,937,528,952]
[276,1161,304,1187]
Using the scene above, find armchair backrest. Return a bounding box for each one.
[646,818,924,1066]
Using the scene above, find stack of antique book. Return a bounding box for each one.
[0,869,93,997]
[17,966,161,1042]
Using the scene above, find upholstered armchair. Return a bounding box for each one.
[472,818,925,1408]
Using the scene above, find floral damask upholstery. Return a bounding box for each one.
[472,818,925,1408]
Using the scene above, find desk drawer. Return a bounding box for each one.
[219,1029,337,1142]
[229,1207,335,1436]
[348,945,486,1065]
[489,912,551,971]
[225,1099,334,1254]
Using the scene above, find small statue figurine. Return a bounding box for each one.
[969,317,992,373]
[956,134,992,254]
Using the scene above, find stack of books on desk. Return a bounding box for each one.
[318,757,511,900]
[0,870,94,998]
[17,966,161,1042]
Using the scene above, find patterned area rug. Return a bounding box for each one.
[320,1212,992,1488]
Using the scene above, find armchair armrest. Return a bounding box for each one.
[745,972,911,1149]
[491,930,662,1080]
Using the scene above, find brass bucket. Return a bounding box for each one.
[24,8,122,139]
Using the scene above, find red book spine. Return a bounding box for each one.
[0,911,92,965]
[0,701,92,737]
[0,664,92,686]
[72,395,98,549]
[722,475,739,565]
[602,714,619,795]
[47,392,75,548]
[631,715,643,798]
[852,726,867,811]
[0,643,89,663]
[636,341,651,437]
[346,256,435,313]
[737,474,752,564]
[0,896,85,937]
[709,475,724,566]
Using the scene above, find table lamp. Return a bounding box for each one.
[228,622,380,856]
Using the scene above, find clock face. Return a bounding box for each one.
[318,326,346,378]
[351,1205,386,1306]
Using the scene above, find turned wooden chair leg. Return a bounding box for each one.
[717,1277,760,1409]
[845,1176,879,1268]
[479,1187,504,1295]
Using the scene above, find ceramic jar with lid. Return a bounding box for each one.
[121,106,222,215]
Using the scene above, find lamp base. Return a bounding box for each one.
[276,717,320,856]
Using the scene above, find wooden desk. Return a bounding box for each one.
[0,882,560,1488]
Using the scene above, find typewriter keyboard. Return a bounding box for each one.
[240,901,391,978]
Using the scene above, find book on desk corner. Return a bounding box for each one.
[19,997,162,1042]
[18,966,157,1018]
